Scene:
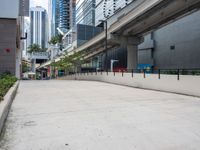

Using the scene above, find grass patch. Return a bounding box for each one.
[0,73,17,101]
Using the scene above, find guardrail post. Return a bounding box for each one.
[177,69,180,80]
[114,71,115,76]
[132,69,133,78]
[107,70,108,76]
[143,69,146,78]
[96,71,97,75]
[122,70,124,77]
[101,70,102,75]
[158,69,160,79]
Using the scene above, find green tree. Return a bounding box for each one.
[28,44,42,53]
[22,62,30,73]
[50,51,85,73]
[49,34,63,45]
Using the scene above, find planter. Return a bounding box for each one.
[0,81,19,134]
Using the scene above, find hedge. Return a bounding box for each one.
[0,73,17,101]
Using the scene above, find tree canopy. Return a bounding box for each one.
[28,44,46,53]
[48,34,63,45]
[50,51,85,72]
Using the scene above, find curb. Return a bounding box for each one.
[0,81,19,134]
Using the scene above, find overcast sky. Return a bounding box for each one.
[30,0,48,11]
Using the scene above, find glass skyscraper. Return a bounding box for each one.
[95,0,134,26]
[59,0,71,32]
[76,0,95,26]
[51,0,59,36]
[30,6,46,48]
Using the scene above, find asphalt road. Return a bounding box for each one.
[1,80,200,150]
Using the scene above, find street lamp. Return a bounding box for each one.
[99,20,108,71]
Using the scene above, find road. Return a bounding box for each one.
[1,80,200,150]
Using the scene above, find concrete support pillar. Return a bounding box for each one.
[111,35,142,70]
[127,45,138,70]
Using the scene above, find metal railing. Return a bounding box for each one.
[61,68,200,81]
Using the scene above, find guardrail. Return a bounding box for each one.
[58,68,200,97]
[60,68,200,81]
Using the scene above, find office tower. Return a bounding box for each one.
[95,0,133,26]
[58,0,71,32]
[48,0,60,37]
[76,0,95,26]
[30,6,47,48]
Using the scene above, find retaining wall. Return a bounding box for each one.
[0,81,19,134]
[59,72,200,97]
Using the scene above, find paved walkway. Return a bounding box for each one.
[1,80,200,150]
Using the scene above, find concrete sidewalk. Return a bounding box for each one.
[0,80,200,150]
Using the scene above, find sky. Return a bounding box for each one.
[30,0,49,11]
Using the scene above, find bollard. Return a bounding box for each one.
[132,69,133,78]
[177,69,180,80]
[143,69,146,78]
[158,69,160,79]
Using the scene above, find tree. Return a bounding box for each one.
[48,34,63,45]
[22,62,30,73]
[28,44,42,53]
[50,51,85,73]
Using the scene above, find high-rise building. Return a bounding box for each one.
[48,0,60,38]
[71,0,76,29]
[95,0,133,26]
[30,6,47,48]
[0,0,29,78]
[58,0,71,32]
[76,0,95,26]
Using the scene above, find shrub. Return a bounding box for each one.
[0,73,17,101]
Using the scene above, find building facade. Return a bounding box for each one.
[0,0,29,78]
[30,6,47,49]
[58,0,71,32]
[138,10,200,69]
[48,0,59,38]
[76,0,95,26]
[95,0,133,26]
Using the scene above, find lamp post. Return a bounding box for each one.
[99,20,108,71]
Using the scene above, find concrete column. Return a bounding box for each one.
[127,45,138,70]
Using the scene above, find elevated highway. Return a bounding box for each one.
[75,0,200,69]
[41,0,200,69]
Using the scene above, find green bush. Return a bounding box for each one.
[0,73,17,101]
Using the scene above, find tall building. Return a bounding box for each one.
[58,0,71,32]
[48,0,60,38]
[95,0,133,26]
[30,6,47,48]
[76,0,95,26]
[71,0,76,29]
[0,0,29,78]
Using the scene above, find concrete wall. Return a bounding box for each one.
[0,19,17,75]
[59,73,200,97]
[0,0,19,19]
[138,10,200,69]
